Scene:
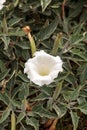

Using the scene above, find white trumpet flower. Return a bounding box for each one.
[24,50,63,86]
[0,0,6,10]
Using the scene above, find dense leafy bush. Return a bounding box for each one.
[0,0,87,130]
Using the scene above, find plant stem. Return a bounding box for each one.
[11,111,16,130]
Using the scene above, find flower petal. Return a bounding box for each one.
[0,0,6,10]
[24,50,63,86]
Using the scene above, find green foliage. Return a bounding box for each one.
[70,111,79,130]
[41,0,52,12]
[26,117,39,130]
[0,0,87,130]
[0,106,11,124]
[37,18,58,41]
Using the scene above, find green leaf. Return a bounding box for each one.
[70,90,79,101]
[78,102,87,114]
[53,103,67,118]
[70,49,87,60]
[26,117,39,130]
[41,86,53,96]
[78,63,87,83]
[11,100,21,108]
[17,73,29,83]
[63,17,69,34]
[51,33,62,55]
[33,105,57,118]
[2,17,8,34]
[18,83,29,100]
[41,0,52,12]
[53,82,62,100]
[8,18,22,27]
[37,18,58,41]
[0,60,7,72]
[63,91,72,102]
[70,111,79,130]
[80,90,87,98]
[31,93,50,101]
[0,93,9,105]
[14,0,19,7]
[0,69,10,81]
[8,31,25,36]
[77,97,86,104]
[69,2,84,18]
[47,98,53,110]
[65,73,76,85]
[15,47,30,60]
[11,60,18,72]
[15,42,30,50]
[0,106,11,124]
[70,85,83,101]
[1,36,10,50]
[17,112,25,124]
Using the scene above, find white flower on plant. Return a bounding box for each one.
[24,50,63,86]
[0,0,6,10]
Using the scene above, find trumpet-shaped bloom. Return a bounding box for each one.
[24,50,63,86]
[0,0,6,10]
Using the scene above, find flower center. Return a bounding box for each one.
[38,67,50,76]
